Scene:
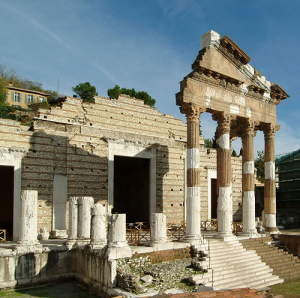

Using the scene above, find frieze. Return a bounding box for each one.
[260,102,276,114]
[184,78,278,117]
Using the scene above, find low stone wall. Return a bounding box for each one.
[0,246,114,297]
[0,247,75,289]
[278,234,300,256]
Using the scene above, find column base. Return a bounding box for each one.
[76,239,91,247]
[88,243,107,251]
[106,246,132,260]
[238,229,258,238]
[64,239,77,249]
[182,234,202,246]
[216,232,237,241]
[14,241,42,253]
[265,227,280,234]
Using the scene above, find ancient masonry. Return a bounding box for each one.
[1,92,242,240]
[0,30,290,296]
[176,30,288,237]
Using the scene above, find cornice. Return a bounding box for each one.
[191,65,244,88]
[271,84,290,101]
[221,36,251,64]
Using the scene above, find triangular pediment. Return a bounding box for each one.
[191,32,281,94]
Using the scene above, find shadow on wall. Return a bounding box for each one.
[20,127,170,233]
[14,250,76,290]
[233,204,242,222]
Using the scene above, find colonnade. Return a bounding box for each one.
[180,103,278,240]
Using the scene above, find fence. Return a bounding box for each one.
[0,229,6,242]
[125,220,244,245]
[126,222,151,246]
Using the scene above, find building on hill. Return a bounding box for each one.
[276,149,300,209]
[6,82,49,109]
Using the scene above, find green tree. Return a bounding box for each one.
[107,85,156,107]
[0,76,8,103]
[204,138,213,148]
[255,150,265,183]
[72,82,98,103]
[239,147,243,156]
[232,149,237,157]
[212,127,218,149]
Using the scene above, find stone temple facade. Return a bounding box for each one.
[0,30,288,243]
[0,30,290,296]
[0,92,243,241]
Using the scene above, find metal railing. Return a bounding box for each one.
[0,229,6,242]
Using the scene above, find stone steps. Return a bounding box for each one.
[240,236,300,281]
[190,237,283,291]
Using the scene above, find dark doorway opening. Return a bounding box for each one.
[0,166,14,241]
[211,178,217,219]
[113,156,150,223]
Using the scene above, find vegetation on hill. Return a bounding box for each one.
[72,82,98,103]
[107,85,156,107]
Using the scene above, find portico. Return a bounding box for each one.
[177,30,289,239]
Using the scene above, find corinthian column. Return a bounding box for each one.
[180,103,206,243]
[213,112,236,238]
[262,123,280,232]
[241,119,258,236]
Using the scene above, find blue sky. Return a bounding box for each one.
[1,0,299,156]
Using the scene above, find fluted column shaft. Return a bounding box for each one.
[180,103,206,241]
[78,197,94,239]
[90,203,107,247]
[213,112,235,237]
[263,123,279,232]
[241,120,257,235]
[18,190,39,244]
[68,197,78,240]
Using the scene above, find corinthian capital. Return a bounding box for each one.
[241,118,259,136]
[180,103,206,123]
[212,112,236,135]
[261,123,280,139]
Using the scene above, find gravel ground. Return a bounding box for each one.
[0,282,98,298]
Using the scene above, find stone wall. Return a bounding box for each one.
[0,95,242,236]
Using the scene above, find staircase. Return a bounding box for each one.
[240,235,300,281]
[190,237,283,291]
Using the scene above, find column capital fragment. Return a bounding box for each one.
[180,103,206,123]
[261,123,280,139]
